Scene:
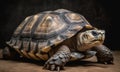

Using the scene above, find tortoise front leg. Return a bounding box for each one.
[43,45,71,71]
[93,45,114,64]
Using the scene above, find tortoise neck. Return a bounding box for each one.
[76,32,86,51]
[76,33,82,51]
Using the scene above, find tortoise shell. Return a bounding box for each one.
[6,9,92,60]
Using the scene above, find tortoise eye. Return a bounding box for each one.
[92,31,98,36]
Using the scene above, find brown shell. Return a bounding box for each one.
[6,9,92,60]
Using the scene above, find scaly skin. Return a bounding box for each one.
[93,45,114,64]
[43,45,71,71]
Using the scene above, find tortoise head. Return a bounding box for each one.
[77,29,105,51]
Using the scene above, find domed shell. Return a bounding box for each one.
[6,9,92,60]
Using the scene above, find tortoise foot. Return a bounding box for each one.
[43,51,70,71]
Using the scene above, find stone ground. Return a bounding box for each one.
[0,51,120,72]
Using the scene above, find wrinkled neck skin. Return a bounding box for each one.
[76,33,91,52]
[49,33,92,55]
[59,34,88,52]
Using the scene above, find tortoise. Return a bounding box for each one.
[0,9,113,71]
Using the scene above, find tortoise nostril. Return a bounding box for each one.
[101,30,105,34]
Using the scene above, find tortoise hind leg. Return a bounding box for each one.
[93,45,114,64]
[0,46,20,60]
[43,45,71,71]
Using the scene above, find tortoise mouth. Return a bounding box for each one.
[90,38,104,45]
[91,39,103,42]
[90,39,104,46]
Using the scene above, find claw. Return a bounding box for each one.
[110,61,114,64]
[57,66,60,72]
[107,61,114,64]
[46,64,49,69]
[104,62,107,64]
[43,64,46,69]
[51,65,55,71]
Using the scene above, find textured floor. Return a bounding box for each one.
[0,51,120,72]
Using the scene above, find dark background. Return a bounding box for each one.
[0,0,118,50]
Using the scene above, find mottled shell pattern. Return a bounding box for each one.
[6,9,92,60]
